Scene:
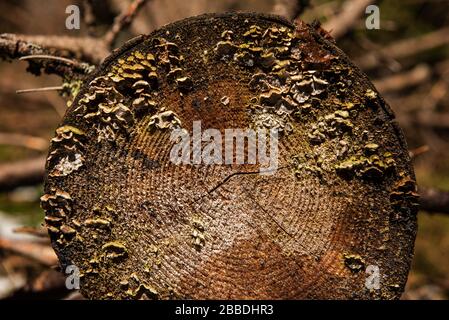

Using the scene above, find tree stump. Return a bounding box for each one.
[41,13,419,299]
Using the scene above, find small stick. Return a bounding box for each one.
[19,54,77,65]
[16,86,63,94]
[409,145,430,159]
[103,0,148,48]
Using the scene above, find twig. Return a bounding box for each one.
[0,133,48,151]
[16,86,63,94]
[322,0,375,39]
[103,0,149,48]
[0,156,46,191]
[409,145,430,159]
[19,54,79,66]
[419,186,449,215]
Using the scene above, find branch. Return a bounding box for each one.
[0,133,48,151]
[0,238,57,267]
[1,0,149,77]
[372,64,431,94]
[271,0,310,21]
[419,187,449,215]
[2,33,108,65]
[323,0,375,39]
[356,27,449,70]
[13,226,50,239]
[0,34,94,77]
[0,156,46,191]
[103,0,149,48]
[409,145,430,159]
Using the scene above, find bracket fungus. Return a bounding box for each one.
[42,13,418,299]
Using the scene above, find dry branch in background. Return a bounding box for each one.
[0,133,48,151]
[0,156,46,191]
[409,145,430,159]
[104,0,149,48]
[419,187,449,215]
[0,238,58,266]
[0,34,93,77]
[356,27,449,70]
[0,0,150,72]
[13,226,50,239]
[373,64,431,94]
[323,0,375,39]
[271,0,310,21]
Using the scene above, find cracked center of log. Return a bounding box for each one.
[42,13,418,299]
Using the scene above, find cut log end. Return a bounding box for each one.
[42,13,418,300]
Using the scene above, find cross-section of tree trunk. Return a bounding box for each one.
[41,13,419,299]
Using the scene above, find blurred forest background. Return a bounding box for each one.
[0,0,448,300]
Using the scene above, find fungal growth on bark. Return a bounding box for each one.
[41,13,418,299]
